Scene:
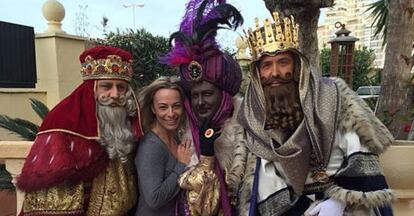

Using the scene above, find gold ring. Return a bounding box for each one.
[204,128,214,138]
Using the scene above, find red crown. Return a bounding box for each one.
[79,46,133,82]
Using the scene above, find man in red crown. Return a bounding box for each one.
[17,46,143,216]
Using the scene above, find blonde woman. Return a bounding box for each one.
[135,77,192,216]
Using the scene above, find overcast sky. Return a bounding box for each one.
[1,0,276,48]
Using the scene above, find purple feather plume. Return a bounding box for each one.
[179,0,225,40]
[160,0,242,67]
[179,0,203,36]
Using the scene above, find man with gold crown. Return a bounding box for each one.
[17,46,143,216]
[237,12,395,216]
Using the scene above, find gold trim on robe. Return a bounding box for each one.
[87,158,136,215]
[23,182,84,215]
[21,158,136,216]
[178,156,221,216]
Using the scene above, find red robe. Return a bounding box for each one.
[17,80,143,210]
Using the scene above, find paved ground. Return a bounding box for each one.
[0,189,16,216]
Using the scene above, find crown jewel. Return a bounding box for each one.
[246,12,299,61]
[80,54,133,82]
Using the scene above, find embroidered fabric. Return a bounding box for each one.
[178,157,220,216]
[21,159,136,216]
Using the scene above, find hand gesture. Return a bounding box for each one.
[199,118,221,156]
[177,138,192,165]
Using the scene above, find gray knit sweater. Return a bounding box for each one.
[135,131,186,216]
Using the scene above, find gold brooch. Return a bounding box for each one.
[188,61,203,80]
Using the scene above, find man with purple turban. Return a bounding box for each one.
[161,0,247,215]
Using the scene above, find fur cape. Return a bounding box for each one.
[238,77,394,215]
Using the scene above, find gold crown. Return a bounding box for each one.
[80,55,133,82]
[246,12,299,61]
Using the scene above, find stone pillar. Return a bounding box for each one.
[235,36,251,66]
[380,140,414,216]
[42,0,66,34]
[235,37,251,94]
[35,0,86,108]
[0,141,32,215]
[5,159,25,215]
[34,33,86,108]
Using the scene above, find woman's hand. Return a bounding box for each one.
[177,139,192,165]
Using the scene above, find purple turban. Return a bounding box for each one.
[179,53,242,96]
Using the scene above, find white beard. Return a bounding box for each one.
[96,93,136,163]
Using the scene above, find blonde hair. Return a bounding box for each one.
[137,77,186,134]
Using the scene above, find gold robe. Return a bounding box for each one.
[178,157,222,216]
[21,158,136,216]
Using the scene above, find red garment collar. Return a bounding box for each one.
[39,80,143,139]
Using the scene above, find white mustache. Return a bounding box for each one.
[97,95,127,106]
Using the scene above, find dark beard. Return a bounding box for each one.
[263,81,303,131]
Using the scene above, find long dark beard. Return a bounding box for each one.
[96,94,136,163]
[263,81,303,131]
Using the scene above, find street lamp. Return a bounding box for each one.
[123,3,145,29]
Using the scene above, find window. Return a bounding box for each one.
[0,21,37,88]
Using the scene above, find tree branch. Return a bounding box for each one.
[319,0,335,7]
[400,54,412,66]
[262,0,334,14]
[411,53,414,70]
[401,0,414,18]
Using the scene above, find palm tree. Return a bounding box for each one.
[0,99,49,189]
[0,99,49,141]
[374,0,414,139]
[366,0,389,46]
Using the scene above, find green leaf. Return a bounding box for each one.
[0,164,14,189]
[13,118,39,134]
[0,115,36,140]
[30,98,50,120]
[320,46,380,111]
[365,0,389,46]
